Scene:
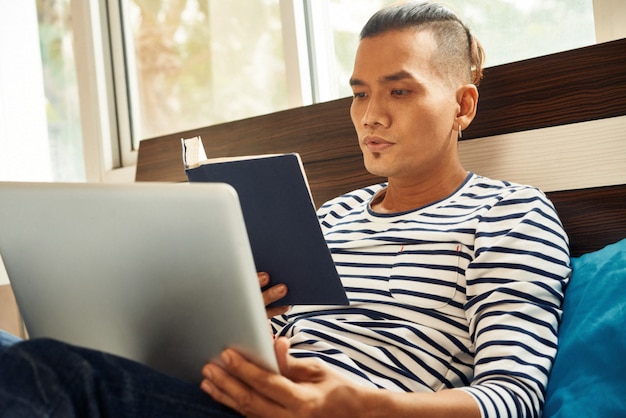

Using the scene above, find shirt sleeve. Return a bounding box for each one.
[458,187,571,418]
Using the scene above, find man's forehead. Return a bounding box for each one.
[358,27,436,50]
[353,29,436,67]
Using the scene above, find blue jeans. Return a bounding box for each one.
[0,329,21,351]
[0,336,243,417]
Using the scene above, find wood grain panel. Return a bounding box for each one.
[548,184,626,257]
[135,97,356,183]
[465,38,626,139]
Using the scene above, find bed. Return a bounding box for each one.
[135,38,626,417]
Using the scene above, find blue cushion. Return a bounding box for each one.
[544,239,626,417]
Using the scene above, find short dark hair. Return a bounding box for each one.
[360,2,484,86]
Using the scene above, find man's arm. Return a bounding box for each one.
[459,187,571,416]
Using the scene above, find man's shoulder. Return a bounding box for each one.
[464,174,547,201]
[463,174,560,225]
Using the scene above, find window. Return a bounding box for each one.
[0,1,84,182]
[117,0,288,149]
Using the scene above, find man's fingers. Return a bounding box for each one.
[275,336,291,374]
[263,283,287,305]
[219,349,301,407]
[263,284,289,318]
[258,272,289,318]
[274,338,325,383]
[257,272,270,287]
[200,375,241,414]
[202,361,278,418]
[258,272,287,305]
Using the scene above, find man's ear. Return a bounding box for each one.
[456,84,479,131]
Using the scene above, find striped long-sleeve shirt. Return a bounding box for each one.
[271,173,571,418]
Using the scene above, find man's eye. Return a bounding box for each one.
[353,92,367,99]
[391,89,408,96]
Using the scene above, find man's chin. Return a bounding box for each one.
[363,157,391,179]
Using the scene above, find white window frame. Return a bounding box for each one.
[72,0,119,182]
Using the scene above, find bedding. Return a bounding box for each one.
[544,239,626,417]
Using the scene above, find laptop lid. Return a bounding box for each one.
[0,181,278,382]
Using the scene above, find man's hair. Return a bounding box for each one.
[360,2,485,86]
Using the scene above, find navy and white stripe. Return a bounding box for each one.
[271,173,571,418]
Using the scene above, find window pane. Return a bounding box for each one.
[0,0,84,182]
[446,0,596,67]
[327,0,393,100]
[328,0,595,99]
[122,0,288,147]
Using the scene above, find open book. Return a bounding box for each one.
[182,136,348,307]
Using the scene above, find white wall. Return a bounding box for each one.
[594,0,626,43]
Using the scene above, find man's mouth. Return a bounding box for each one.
[363,136,393,152]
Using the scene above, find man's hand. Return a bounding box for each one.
[258,272,290,318]
[200,337,377,418]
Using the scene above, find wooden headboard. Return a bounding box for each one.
[136,39,626,258]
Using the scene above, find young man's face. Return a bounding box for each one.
[349,28,463,183]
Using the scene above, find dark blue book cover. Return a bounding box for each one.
[185,153,348,307]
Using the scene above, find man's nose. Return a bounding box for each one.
[361,96,389,128]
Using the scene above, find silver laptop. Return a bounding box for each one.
[0,181,278,382]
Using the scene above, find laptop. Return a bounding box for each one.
[0,181,278,382]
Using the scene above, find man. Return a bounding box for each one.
[0,3,570,417]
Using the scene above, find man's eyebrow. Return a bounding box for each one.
[382,71,413,82]
[349,71,415,87]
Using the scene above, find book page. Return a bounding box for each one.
[182,136,283,168]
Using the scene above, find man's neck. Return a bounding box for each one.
[371,168,468,214]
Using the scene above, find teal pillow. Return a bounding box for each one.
[544,239,626,417]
